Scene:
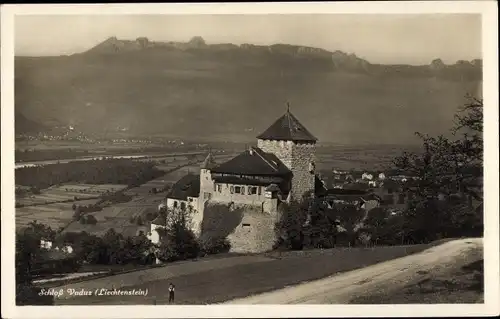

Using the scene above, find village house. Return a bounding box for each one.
[316,188,381,212]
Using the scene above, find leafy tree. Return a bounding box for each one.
[306,199,338,248]
[331,203,366,247]
[157,207,200,261]
[274,192,311,250]
[392,95,483,242]
[136,216,144,226]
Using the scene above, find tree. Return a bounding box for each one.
[85,215,98,225]
[157,207,200,261]
[136,216,144,226]
[274,192,311,250]
[331,203,366,247]
[392,95,483,242]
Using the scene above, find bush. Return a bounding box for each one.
[72,210,82,221]
[85,215,98,225]
[199,237,231,255]
[158,210,200,261]
[136,216,144,226]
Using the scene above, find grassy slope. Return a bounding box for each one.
[15,49,481,144]
[349,246,484,304]
[54,241,450,305]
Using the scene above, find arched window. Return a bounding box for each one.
[180,202,186,210]
[173,201,178,208]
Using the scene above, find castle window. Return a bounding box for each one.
[230,186,234,194]
[234,186,241,194]
[250,187,258,195]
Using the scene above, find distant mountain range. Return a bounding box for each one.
[15,36,482,144]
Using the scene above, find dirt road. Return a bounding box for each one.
[224,238,483,304]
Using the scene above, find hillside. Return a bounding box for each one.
[14,36,482,144]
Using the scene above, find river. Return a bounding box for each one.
[15,151,209,169]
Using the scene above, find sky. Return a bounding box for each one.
[15,14,481,64]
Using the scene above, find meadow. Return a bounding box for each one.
[16,183,127,207]
[16,200,98,229]
[52,241,450,305]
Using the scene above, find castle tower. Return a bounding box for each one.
[256,104,317,202]
[199,151,217,207]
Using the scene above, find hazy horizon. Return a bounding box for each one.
[15,14,481,64]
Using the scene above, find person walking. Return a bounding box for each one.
[168,283,175,304]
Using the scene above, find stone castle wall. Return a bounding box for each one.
[257,139,316,201]
[200,201,278,253]
[198,168,215,211]
[290,142,316,200]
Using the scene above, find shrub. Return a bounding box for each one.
[85,215,98,225]
[136,216,144,226]
[72,210,82,221]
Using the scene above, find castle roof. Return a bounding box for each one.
[201,152,217,170]
[166,173,200,201]
[212,175,284,186]
[256,109,317,142]
[211,147,291,176]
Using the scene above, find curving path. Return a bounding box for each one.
[223,238,483,304]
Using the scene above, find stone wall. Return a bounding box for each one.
[211,182,267,206]
[228,208,278,253]
[199,201,278,253]
[257,139,316,201]
[198,168,215,211]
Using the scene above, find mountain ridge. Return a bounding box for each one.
[14,36,482,144]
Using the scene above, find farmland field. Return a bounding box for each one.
[63,195,164,237]
[16,183,128,207]
[16,201,96,229]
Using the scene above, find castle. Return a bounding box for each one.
[149,107,321,248]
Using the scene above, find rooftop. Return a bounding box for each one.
[211,147,291,176]
[256,108,317,142]
[166,173,201,201]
